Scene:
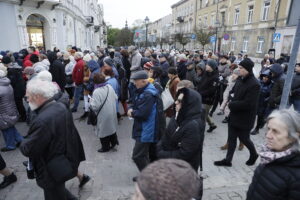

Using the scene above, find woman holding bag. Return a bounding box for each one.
[164,67,180,118]
[90,73,119,153]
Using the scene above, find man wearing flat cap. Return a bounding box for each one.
[127,71,160,181]
[215,58,259,167]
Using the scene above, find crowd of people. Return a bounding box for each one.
[0,45,300,200]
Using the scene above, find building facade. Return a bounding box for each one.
[0,0,107,52]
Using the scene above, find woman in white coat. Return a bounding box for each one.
[90,73,119,152]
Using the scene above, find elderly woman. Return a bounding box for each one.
[247,109,300,200]
[90,73,119,153]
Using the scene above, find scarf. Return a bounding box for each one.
[259,144,294,164]
[94,82,107,89]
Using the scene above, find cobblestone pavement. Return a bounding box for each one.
[0,102,265,200]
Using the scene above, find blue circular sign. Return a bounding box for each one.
[223,34,230,40]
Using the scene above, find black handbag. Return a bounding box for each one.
[87,86,109,126]
[46,154,76,183]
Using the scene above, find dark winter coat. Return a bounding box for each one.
[20,101,85,189]
[177,60,187,80]
[258,79,273,115]
[197,70,219,105]
[122,55,131,80]
[291,72,300,100]
[269,64,286,109]
[247,152,300,200]
[131,83,159,143]
[0,77,19,130]
[7,62,26,99]
[48,53,66,91]
[228,74,260,130]
[157,88,204,171]
[160,61,170,88]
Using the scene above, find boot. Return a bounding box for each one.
[220,143,228,150]
[207,125,217,133]
[238,142,244,151]
[98,138,110,153]
[214,159,232,167]
[222,116,228,123]
[110,133,119,149]
[79,111,89,120]
[0,173,17,189]
[246,153,259,166]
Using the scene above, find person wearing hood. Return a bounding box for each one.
[290,63,300,113]
[2,55,26,122]
[157,88,204,171]
[127,71,160,180]
[176,54,187,80]
[48,51,66,92]
[197,59,219,133]
[247,109,300,200]
[0,69,23,152]
[158,54,170,89]
[186,61,205,87]
[268,63,286,110]
[71,52,85,112]
[214,58,259,167]
[250,69,274,135]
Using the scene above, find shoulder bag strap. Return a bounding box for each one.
[96,86,110,117]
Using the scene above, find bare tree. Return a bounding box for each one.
[196,29,214,51]
[175,33,190,50]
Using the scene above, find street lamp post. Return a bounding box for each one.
[145,16,149,48]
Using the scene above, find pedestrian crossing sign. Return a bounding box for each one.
[273,33,281,42]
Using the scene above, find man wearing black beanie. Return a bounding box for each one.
[214,58,260,167]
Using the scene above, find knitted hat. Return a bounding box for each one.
[137,159,201,200]
[207,59,218,71]
[239,58,254,73]
[131,70,148,80]
[23,67,35,75]
[2,56,11,64]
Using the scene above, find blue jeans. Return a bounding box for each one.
[291,99,300,113]
[1,126,23,149]
[72,84,83,111]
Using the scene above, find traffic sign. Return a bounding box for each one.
[273,33,281,42]
[191,34,196,40]
[223,34,230,40]
[210,36,216,43]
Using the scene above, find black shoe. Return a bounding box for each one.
[214,159,232,167]
[246,153,259,166]
[16,141,22,148]
[111,140,119,149]
[132,176,138,182]
[79,112,89,120]
[0,173,17,189]
[22,161,28,167]
[250,129,259,135]
[71,108,77,113]
[79,174,91,188]
[97,148,110,153]
[1,147,16,152]
[222,117,228,123]
[207,125,217,133]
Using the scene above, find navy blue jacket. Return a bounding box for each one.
[131,83,158,143]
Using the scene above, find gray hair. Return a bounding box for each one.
[36,71,52,82]
[27,79,58,100]
[267,109,300,151]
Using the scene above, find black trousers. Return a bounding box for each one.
[132,141,151,171]
[255,113,265,130]
[65,87,74,100]
[15,98,26,121]
[100,133,119,151]
[225,124,257,162]
[0,153,6,171]
[43,183,77,200]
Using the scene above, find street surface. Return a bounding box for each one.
[0,100,265,200]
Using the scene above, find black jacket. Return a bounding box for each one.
[7,63,26,99]
[269,64,286,108]
[291,73,300,100]
[157,88,204,171]
[20,101,85,189]
[177,61,187,80]
[48,52,66,91]
[197,70,219,105]
[247,152,300,200]
[228,74,260,130]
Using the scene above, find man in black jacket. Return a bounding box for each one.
[21,79,85,200]
[48,52,66,92]
[214,58,259,167]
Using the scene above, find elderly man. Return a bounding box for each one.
[127,71,160,181]
[128,46,142,102]
[20,79,85,200]
[214,58,259,167]
[71,52,85,112]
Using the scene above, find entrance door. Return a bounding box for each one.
[26,14,45,49]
